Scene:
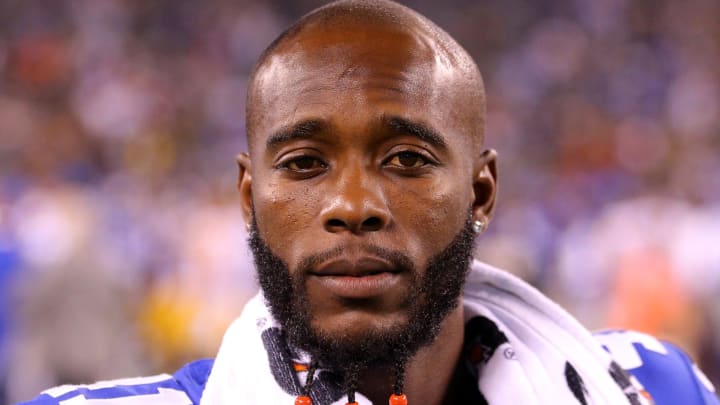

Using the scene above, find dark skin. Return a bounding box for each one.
[238,10,497,405]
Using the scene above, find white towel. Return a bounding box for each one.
[201,261,652,404]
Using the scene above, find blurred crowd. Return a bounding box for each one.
[1,0,719,403]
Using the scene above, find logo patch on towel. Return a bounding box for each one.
[565,362,589,405]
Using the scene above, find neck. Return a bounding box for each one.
[356,304,465,405]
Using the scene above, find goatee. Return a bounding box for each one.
[249,215,475,374]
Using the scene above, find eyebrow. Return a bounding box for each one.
[264,115,448,150]
[265,119,327,150]
[385,115,448,149]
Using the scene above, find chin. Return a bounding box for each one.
[301,311,415,370]
[311,308,409,340]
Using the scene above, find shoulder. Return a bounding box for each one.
[594,329,719,405]
[17,359,214,405]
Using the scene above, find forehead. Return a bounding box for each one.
[248,23,474,151]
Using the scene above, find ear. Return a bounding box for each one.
[471,149,498,225]
[237,152,253,229]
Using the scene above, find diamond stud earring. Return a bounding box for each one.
[472,219,486,234]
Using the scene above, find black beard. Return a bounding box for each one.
[249,216,475,374]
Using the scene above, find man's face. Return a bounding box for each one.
[240,23,495,363]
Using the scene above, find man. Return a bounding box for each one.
[21,1,719,404]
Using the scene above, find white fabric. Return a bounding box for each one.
[463,262,647,404]
[201,261,649,404]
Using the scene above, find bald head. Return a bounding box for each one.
[245,0,486,150]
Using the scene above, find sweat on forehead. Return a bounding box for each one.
[245,0,486,149]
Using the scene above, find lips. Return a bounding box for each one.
[312,256,399,277]
[308,255,404,299]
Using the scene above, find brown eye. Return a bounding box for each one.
[389,151,426,168]
[285,156,325,171]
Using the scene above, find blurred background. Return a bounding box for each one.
[1,0,719,402]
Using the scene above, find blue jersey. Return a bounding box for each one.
[18,331,719,404]
[595,330,719,405]
[17,359,212,405]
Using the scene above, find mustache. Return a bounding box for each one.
[296,243,416,275]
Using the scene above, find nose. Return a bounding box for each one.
[320,168,390,234]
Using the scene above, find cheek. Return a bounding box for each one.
[252,180,322,256]
[387,178,471,260]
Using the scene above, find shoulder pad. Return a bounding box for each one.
[17,359,214,405]
[595,330,719,405]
